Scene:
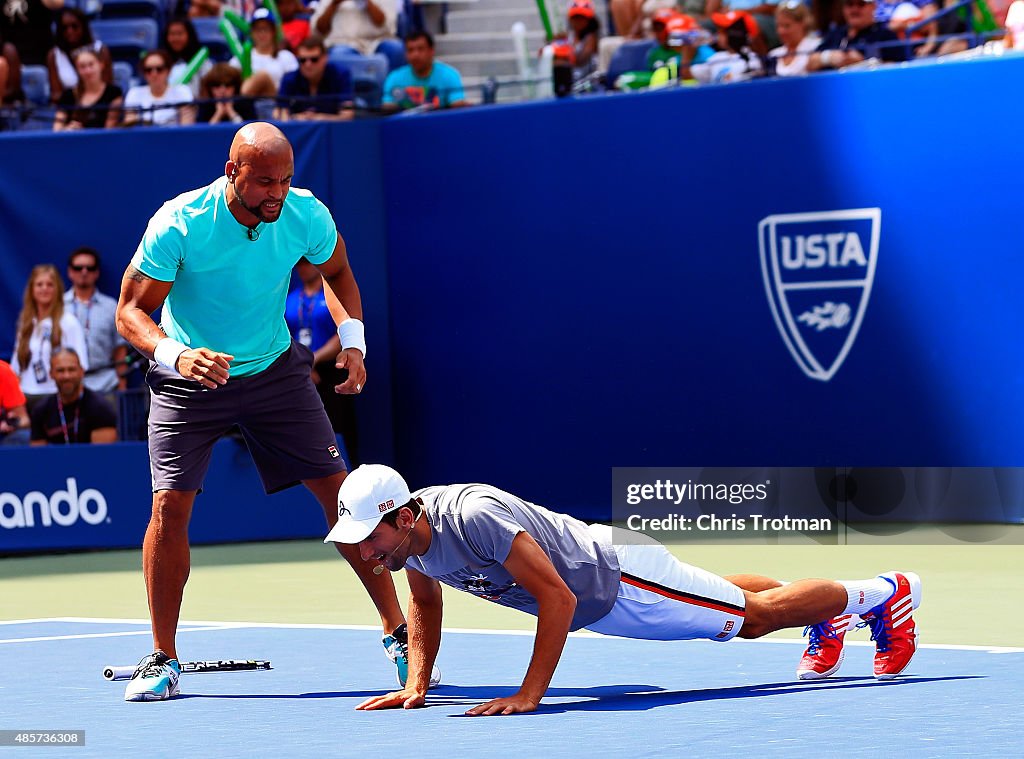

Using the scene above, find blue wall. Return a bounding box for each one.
[380,56,1024,516]
[2,56,1023,552]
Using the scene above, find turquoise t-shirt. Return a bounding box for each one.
[131,175,337,377]
[382,61,465,109]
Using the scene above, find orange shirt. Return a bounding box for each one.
[0,360,27,411]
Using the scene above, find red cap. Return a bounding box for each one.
[652,8,679,25]
[665,14,699,33]
[568,0,596,18]
[710,10,760,37]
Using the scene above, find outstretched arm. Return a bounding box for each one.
[465,532,577,716]
[115,265,233,388]
[356,568,444,711]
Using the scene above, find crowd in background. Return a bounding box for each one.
[1,249,358,461]
[1,0,1018,129]
[1,0,468,128]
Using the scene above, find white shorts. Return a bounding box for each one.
[585,525,746,642]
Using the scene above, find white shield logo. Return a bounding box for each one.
[759,209,880,382]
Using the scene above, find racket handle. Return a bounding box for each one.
[103,665,136,681]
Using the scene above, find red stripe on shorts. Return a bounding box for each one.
[621,572,746,616]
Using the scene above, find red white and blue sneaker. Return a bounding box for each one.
[124,650,181,702]
[796,614,856,680]
[382,624,442,689]
[859,571,922,679]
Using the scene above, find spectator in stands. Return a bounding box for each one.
[279,0,312,52]
[164,17,212,99]
[0,0,59,66]
[650,12,715,81]
[0,27,22,103]
[691,10,766,83]
[1008,1,1024,48]
[768,0,820,75]
[807,0,907,69]
[123,50,196,127]
[285,258,359,464]
[610,0,648,39]
[47,8,112,103]
[567,0,601,77]
[275,35,353,120]
[599,1,680,75]
[53,48,123,130]
[64,247,127,399]
[232,8,298,94]
[30,348,117,445]
[197,62,257,123]
[11,264,89,412]
[311,0,403,63]
[381,30,465,111]
[706,0,781,49]
[0,359,30,446]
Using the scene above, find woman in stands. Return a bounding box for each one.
[164,16,211,97]
[10,265,89,413]
[196,62,256,124]
[46,8,113,104]
[768,1,820,76]
[123,49,196,127]
[53,47,123,130]
[567,0,601,78]
[227,8,298,99]
[691,10,765,84]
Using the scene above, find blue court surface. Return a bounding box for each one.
[1,618,1021,758]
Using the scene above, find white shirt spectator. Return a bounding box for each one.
[124,83,194,126]
[230,49,299,89]
[10,314,90,396]
[311,0,398,56]
[769,34,821,76]
[1007,0,1024,50]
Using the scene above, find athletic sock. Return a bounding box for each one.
[838,577,896,616]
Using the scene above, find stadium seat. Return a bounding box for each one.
[112,60,136,95]
[20,65,50,106]
[605,40,656,88]
[98,0,165,23]
[91,18,160,72]
[328,51,389,109]
[192,17,232,63]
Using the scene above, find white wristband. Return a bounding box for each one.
[154,337,189,372]
[337,318,366,359]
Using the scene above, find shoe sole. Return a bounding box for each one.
[124,682,180,702]
[796,647,845,680]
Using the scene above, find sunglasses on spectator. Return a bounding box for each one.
[298,55,322,64]
[69,264,98,272]
[144,65,167,73]
[843,0,872,6]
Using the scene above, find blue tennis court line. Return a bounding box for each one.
[0,619,1021,759]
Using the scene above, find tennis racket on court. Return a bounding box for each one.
[103,659,272,681]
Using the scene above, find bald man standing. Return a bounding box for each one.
[115,123,410,701]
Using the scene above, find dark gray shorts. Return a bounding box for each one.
[146,341,345,494]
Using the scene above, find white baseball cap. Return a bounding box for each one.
[324,464,412,544]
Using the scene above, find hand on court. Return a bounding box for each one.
[176,348,234,389]
[464,692,540,716]
[334,348,366,395]
[354,688,426,711]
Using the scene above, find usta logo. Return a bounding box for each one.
[0,478,109,529]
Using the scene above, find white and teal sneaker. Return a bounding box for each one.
[124,651,181,702]
[382,624,441,689]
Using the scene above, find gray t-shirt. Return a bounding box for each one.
[405,484,621,630]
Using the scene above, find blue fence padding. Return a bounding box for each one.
[2,56,1024,538]
[0,441,331,553]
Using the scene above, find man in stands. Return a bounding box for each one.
[30,347,117,445]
